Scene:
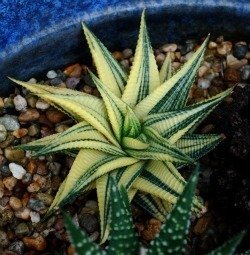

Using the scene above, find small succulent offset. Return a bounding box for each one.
[64,166,245,255]
[11,11,232,242]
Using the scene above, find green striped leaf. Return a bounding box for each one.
[148,165,200,255]
[48,149,138,214]
[108,179,139,255]
[159,52,172,83]
[143,89,232,144]
[97,161,145,243]
[134,35,210,119]
[89,71,140,142]
[175,133,223,163]
[63,212,105,255]
[208,231,245,255]
[134,192,172,222]
[121,10,160,107]
[33,121,125,156]
[82,23,127,97]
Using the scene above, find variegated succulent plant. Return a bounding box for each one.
[11,11,232,243]
[64,166,245,255]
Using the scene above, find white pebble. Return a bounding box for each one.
[13,95,27,111]
[161,43,178,52]
[122,48,133,59]
[9,163,26,179]
[27,78,37,83]
[46,70,57,79]
[30,211,41,223]
[36,99,50,110]
[197,78,211,89]
[0,124,7,142]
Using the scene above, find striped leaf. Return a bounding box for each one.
[97,161,145,243]
[63,212,105,255]
[208,231,245,255]
[108,179,139,255]
[134,192,172,222]
[148,165,200,255]
[121,10,160,107]
[134,35,210,119]
[89,71,140,142]
[159,52,172,83]
[48,149,138,214]
[82,23,127,97]
[32,121,125,156]
[175,133,223,163]
[143,89,232,144]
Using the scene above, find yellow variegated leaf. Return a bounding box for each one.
[121,10,160,107]
[122,136,149,150]
[82,23,127,97]
[159,52,172,83]
[134,35,210,119]
[143,88,232,144]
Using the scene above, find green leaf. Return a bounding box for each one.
[63,212,105,255]
[134,35,210,119]
[122,10,160,107]
[208,231,245,255]
[107,178,139,255]
[82,23,127,97]
[159,52,172,83]
[148,165,200,255]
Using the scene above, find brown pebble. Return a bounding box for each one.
[224,68,241,82]
[82,85,93,94]
[23,235,46,251]
[112,51,123,61]
[36,162,48,176]
[27,160,37,174]
[15,207,30,220]
[0,134,15,149]
[208,41,217,49]
[92,88,101,97]
[201,124,215,134]
[0,180,4,198]
[9,197,22,210]
[193,213,212,235]
[46,109,66,124]
[217,41,232,55]
[3,177,17,191]
[0,97,4,108]
[67,245,75,255]
[141,218,161,241]
[4,148,25,163]
[19,109,40,122]
[13,128,28,138]
[64,63,82,78]
[26,95,38,108]
[27,182,40,193]
[38,114,53,127]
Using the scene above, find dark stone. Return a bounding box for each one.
[233,43,248,60]
[79,213,99,234]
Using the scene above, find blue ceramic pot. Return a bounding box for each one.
[0,0,249,95]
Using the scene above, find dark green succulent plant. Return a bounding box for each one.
[11,11,232,243]
[64,165,245,255]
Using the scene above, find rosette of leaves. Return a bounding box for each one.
[11,11,232,243]
[64,166,245,255]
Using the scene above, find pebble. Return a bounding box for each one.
[241,65,250,81]
[208,41,217,49]
[36,162,48,176]
[112,51,123,61]
[161,43,177,52]
[65,77,80,89]
[64,64,82,78]
[22,173,32,185]
[28,198,46,212]
[181,40,195,55]
[8,241,24,254]
[13,95,27,112]
[23,235,46,251]
[36,193,53,206]
[0,209,14,227]
[5,149,25,163]
[55,124,69,133]
[15,223,30,237]
[28,124,40,137]
[27,182,40,193]
[3,177,17,191]
[9,197,22,210]
[0,180,4,198]
[35,99,50,110]
[201,124,215,134]
[233,42,248,60]
[227,54,248,69]
[82,85,93,94]
[13,128,28,138]
[46,109,66,123]
[19,109,40,122]
[30,211,40,223]
[181,51,194,62]
[198,65,209,77]
[27,78,37,83]
[120,59,130,72]
[48,162,61,175]
[46,70,57,79]
[0,115,20,131]
[85,200,99,213]
[141,218,161,241]
[197,78,211,89]
[0,97,4,108]
[0,124,7,142]
[15,207,31,220]
[0,230,9,247]
[217,41,232,55]
[122,48,133,59]
[79,213,99,234]
[26,95,37,108]
[224,68,241,82]
[193,214,211,235]
[155,53,165,65]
